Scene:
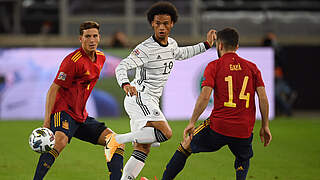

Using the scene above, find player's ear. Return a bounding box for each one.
[236,44,239,50]
[79,35,82,43]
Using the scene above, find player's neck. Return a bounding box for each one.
[220,50,236,57]
[153,34,168,47]
[83,49,96,62]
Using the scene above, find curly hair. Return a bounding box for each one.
[146,1,178,24]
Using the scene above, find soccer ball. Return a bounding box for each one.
[29,127,55,153]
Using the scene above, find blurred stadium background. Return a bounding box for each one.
[0,0,320,179]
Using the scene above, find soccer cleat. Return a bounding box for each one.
[104,133,121,162]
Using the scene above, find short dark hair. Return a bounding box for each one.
[146,1,178,24]
[217,28,239,50]
[79,21,100,35]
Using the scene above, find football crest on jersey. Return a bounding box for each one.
[57,72,66,81]
[153,109,160,116]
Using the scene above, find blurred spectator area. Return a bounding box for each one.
[0,0,320,47]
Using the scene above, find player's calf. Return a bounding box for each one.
[235,159,250,180]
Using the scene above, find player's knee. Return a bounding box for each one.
[154,128,172,142]
[164,129,173,140]
[54,131,68,153]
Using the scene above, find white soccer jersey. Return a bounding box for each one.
[115,35,209,102]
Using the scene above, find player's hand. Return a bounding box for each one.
[184,123,195,139]
[206,29,217,47]
[259,126,272,147]
[123,84,137,96]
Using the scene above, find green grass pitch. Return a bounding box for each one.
[0,117,319,180]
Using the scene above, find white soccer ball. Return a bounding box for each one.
[29,127,55,153]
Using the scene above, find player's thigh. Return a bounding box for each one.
[73,116,107,145]
[145,120,172,138]
[228,134,254,161]
[50,111,79,143]
[191,119,227,153]
[124,93,168,132]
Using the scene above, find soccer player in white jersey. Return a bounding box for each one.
[105,2,216,179]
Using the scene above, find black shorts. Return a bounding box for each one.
[190,119,253,161]
[50,111,107,144]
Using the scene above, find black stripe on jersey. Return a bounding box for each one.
[124,61,134,69]
[137,48,149,58]
[148,50,172,55]
[119,77,129,82]
[128,57,138,66]
[136,92,150,116]
[129,56,144,65]
[143,67,165,70]
[116,67,126,72]
[137,67,146,85]
[148,57,173,63]
[192,46,195,55]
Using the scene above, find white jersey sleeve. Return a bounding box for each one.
[171,39,207,60]
[115,45,149,87]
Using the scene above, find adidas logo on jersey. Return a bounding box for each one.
[157,55,161,59]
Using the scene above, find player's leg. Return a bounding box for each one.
[111,120,171,145]
[73,117,125,180]
[33,111,77,180]
[105,94,171,161]
[99,128,125,180]
[113,106,172,145]
[161,135,192,180]
[121,142,151,180]
[162,119,223,180]
[228,134,254,180]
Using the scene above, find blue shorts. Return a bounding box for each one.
[191,119,253,161]
[50,111,107,144]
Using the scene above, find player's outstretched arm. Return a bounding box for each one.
[43,82,60,128]
[173,29,216,61]
[256,86,272,147]
[185,86,213,138]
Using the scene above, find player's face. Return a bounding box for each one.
[80,28,100,53]
[152,14,174,41]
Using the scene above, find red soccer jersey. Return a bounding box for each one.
[201,52,265,138]
[52,48,106,123]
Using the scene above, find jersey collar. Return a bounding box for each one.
[79,47,97,63]
[221,52,238,59]
[152,34,168,47]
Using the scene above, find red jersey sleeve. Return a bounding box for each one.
[254,66,265,88]
[54,58,76,88]
[201,61,216,88]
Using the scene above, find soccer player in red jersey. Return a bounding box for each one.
[162,28,272,180]
[32,21,124,180]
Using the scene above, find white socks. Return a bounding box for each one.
[115,127,157,144]
[121,150,147,180]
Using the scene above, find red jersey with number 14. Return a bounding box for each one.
[52,48,106,123]
[201,52,265,138]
